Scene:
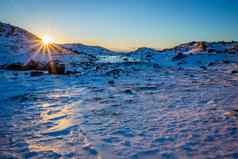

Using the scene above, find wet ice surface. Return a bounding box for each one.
[1,65,238,159]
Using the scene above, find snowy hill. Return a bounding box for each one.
[61,43,116,55]
[172,41,238,55]
[0,22,81,65]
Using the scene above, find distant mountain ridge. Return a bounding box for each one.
[61,43,115,55]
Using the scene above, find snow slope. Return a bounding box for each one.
[0,22,86,65]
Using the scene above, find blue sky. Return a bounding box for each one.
[0,0,238,50]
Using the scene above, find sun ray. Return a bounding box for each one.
[25,34,70,67]
[25,44,44,65]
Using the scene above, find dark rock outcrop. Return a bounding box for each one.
[231,70,238,74]
[5,63,26,70]
[47,60,65,74]
[5,61,47,71]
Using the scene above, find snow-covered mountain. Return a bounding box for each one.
[1,21,238,70]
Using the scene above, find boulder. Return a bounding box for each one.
[47,60,65,74]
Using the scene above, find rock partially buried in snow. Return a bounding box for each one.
[108,80,114,84]
[30,71,44,77]
[5,63,28,71]
[47,60,65,74]
[231,70,238,74]
[200,66,207,70]
[5,61,47,71]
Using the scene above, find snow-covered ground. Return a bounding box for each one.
[1,22,238,158]
[1,63,238,158]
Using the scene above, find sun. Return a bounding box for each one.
[42,35,53,45]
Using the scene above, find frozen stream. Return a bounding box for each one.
[0,67,238,159]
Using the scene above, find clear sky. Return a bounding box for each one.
[0,0,238,51]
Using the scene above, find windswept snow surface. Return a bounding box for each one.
[1,63,238,159]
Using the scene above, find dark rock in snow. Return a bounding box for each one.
[65,70,80,75]
[231,70,238,74]
[108,80,114,84]
[47,60,65,74]
[123,57,128,61]
[200,66,207,70]
[208,62,215,66]
[146,54,152,58]
[223,60,230,64]
[30,71,44,77]
[124,89,134,94]
[172,53,187,61]
[5,61,47,71]
[177,62,184,66]
[5,63,27,70]
[208,49,216,53]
